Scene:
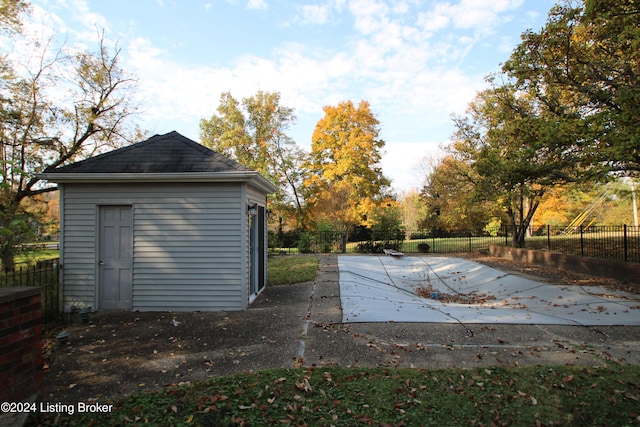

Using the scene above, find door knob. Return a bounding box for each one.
[99,261,104,266]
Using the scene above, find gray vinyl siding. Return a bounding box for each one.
[59,196,98,308]
[60,182,247,311]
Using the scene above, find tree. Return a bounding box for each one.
[304,100,391,232]
[398,189,428,231]
[419,155,498,232]
[1,22,138,269]
[449,80,586,247]
[0,0,28,34]
[503,0,640,174]
[199,91,306,228]
[369,201,405,252]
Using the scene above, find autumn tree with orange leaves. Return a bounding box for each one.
[303,100,392,233]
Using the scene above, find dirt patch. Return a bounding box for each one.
[41,283,312,404]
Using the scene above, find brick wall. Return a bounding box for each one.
[489,245,640,284]
[0,287,44,403]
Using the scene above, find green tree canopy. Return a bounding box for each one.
[419,155,498,232]
[199,91,307,228]
[449,81,586,247]
[503,0,640,173]
[443,0,638,247]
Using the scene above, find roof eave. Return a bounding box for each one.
[38,172,278,193]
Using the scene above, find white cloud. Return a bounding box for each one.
[296,4,331,25]
[246,0,267,10]
[391,1,410,15]
[289,0,348,27]
[381,141,445,192]
[120,0,486,144]
[419,0,523,32]
[58,0,110,34]
[349,0,390,35]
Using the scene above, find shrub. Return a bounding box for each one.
[298,233,312,253]
[417,243,430,253]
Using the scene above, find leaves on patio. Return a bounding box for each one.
[416,284,496,304]
[468,254,638,294]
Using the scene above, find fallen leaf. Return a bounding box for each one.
[295,378,313,392]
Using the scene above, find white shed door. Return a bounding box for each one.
[98,206,133,310]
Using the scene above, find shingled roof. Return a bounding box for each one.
[51,131,249,174]
[40,131,277,193]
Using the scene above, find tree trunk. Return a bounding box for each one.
[507,188,543,248]
[511,224,526,248]
[0,225,16,271]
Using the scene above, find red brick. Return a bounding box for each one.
[20,302,40,314]
[0,310,13,321]
[9,329,33,343]
[21,351,34,365]
[0,348,18,369]
[0,290,43,402]
[0,322,19,338]
[18,312,32,324]
[12,361,28,375]
[20,317,42,330]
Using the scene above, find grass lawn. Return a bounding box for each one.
[12,248,60,266]
[268,254,319,286]
[28,365,640,426]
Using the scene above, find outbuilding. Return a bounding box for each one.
[40,131,277,312]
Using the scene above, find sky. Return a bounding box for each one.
[24,0,557,193]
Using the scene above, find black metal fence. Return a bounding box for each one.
[269,228,505,255]
[270,224,640,263]
[523,224,640,263]
[1,259,61,328]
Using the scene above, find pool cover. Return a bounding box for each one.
[338,255,640,325]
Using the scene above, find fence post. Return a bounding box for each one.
[624,224,628,262]
[547,224,551,251]
[504,225,508,246]
[580,225,584,257]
